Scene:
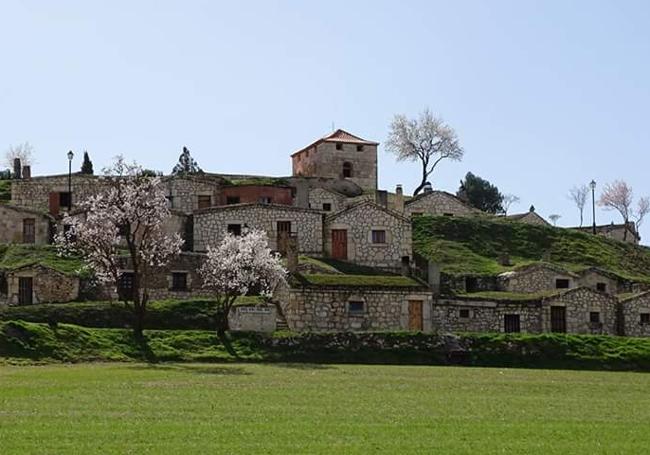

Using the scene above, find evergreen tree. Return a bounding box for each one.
[457,172,504,214]
[172,146,202,175]
[80,151,94,175]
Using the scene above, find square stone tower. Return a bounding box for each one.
[291,129,378,192]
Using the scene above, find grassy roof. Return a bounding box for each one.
[413,215,650,282]
[224,177,290,187]
[453,290,560,302]
[297,273,423,288]
[0,245,88,277]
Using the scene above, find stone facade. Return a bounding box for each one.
[193,203,323,254]
[433,298,542,333]
[5,265,80,305]
[498,264,578,293]
[308,187,347,214]
[541,288,617,335]
[0,205,52,245]
[621,292,650,337]
[163,175,223,214]
[219,185,294,206]
[404,191,479,218]
[291,129,378,192]
[577,268,621,295]
[276,283,433,332]
[228,305,277,332]
[324,201,411,271]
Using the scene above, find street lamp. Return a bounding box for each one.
[590,179,597,235]
[67,150,74,210]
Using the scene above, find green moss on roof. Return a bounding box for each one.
[413,215,650,283]
[454,290,560,302]
[298,273,422,288]
[225,177,290,187]
[0,180,11,202]
[0,245,88,277]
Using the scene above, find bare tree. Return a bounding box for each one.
[5,142,35,169]
[598,180,649,241]
[568,185,589,227]
[549,214,561,226]
[501,194,520,215]
[386,108,464,196]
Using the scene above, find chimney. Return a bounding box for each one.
[22,165,31,180]
[375,190,388,209]
[286,235,299,274]
[13,158,21,179]
[395,184,404,213]
[423,182,433,194]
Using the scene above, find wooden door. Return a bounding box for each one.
[504,314,521,333]
[331,229,348,260]
[18,277,33,305]
[22,218,35,244]
[408,300,423,331]
[550,306,566,333]
[277,221,291,255]
[48,192,60,216]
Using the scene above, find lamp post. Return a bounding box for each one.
[590,179,597,235]
[67,150,74,210]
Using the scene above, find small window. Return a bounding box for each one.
[640,313,650,324]
[259,197,272,204]
[465,277,478,292]
[198,195,212,209]
[171,272,188,291]
[117,272,135,301]
[589,311,600,323]
[459,309,470,319]
[227,224,242,236]
[596,282,607,292]
[165,195,174,209]
[336,143,343,150]
[371,230,386,244]
[342,162,353,178]
[226,196,240,205]
[555,279,570,289]
[348,301,364,314]
[356,145,364,152]
[504,314,521,333]
[59,192,72,209]
[22,218,35,244]
[322,203,332,212]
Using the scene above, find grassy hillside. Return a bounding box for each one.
[0,244,88,276]
[413,215,650,281]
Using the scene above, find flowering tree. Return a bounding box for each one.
[57,156,183,337]
[599,180,650,241]
[200,229,287,337]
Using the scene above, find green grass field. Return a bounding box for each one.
[1,363,650,454]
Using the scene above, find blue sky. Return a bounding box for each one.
[2,1,650,241]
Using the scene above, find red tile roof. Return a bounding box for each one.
[291,129,379,157]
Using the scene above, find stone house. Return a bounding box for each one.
[573,222,640,245]
[324,200,411,272]
[620,292,650,337]
[162,175,225,213]
[219,185,294,206]
[308,187,348,214]
[193,203,323,255]
[291,129,379,193]
[576,268,622,295]
[505,209,550,226]
[275,281,433,332]
[404,188,480,218]
[540,287,618,335]
[498,263,578,293]
[0,204,53,245]
[4,264,80,305]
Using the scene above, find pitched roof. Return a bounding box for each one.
[194,202,322,215]
[541,286,617,302]
[291,129,379,157]
[324,199,410,223]
[499,262,578,279]
[404,190,481,213]
[505,211,551,225]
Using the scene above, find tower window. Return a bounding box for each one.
[336,143,343,150]
[342,162,353,178]
[357,145,364,152]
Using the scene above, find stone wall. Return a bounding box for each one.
[433,298,543,333]
[219,185,293,206]
[577,270,621,295]
[228,305,277,332]
[276,284,433,332]
[193,204,323,254]
[163,176,223,214]
[308,187,347,214]
[324,201,411,271]
[541,288,617,335]
[404,191,478,218]
[5,266,79,305]
[498,266,577,293]
[0,205,51,245]
[621,293,650,337]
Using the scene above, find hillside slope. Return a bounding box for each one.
[413,215,650,282]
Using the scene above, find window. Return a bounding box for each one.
[59,192,72,209]
[589,311,601,323]
[22,218,35,244]
[348,301,364,314]
[336,143,343,150]
[322,203,332,212]
[596,282,607,292]
[165,194,174,209]
[259,197,272,204]
[171,272,188,291]
[356,145,364,152]
[342,162,353,178]
[198,195,212,209]
[504,314,521,333]
[0,274,7,295]
[371,230,386,244]
[443,213,454,217]
[226,196,240,205]
[640,313,650,324]
[227,224,242,236]
[465,277,478,292]
[555,279,570,289]
[459,309,470,319]
[117,272,135,301]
